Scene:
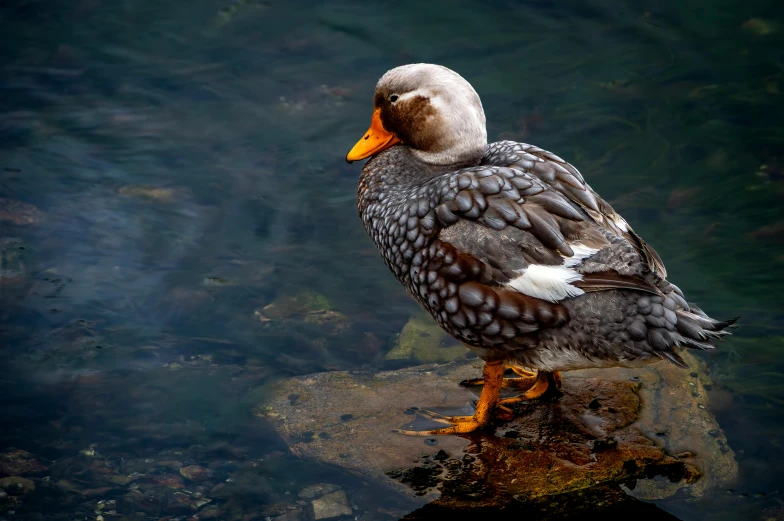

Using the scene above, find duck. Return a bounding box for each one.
[346,63,736,436]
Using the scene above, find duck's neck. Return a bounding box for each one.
[411,144,487,168]
[367,146,480,186]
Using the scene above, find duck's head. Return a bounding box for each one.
[346,63,487,167]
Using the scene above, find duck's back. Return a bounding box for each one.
[357,142,735,371]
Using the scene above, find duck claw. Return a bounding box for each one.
[392,419,491,436]
[405,408,475,425]
[395,361,508,436]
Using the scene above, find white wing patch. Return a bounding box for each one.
[508,264,585,303]
[563,243,600,267]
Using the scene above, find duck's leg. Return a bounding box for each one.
[393,361,505,436]
[510,366,538,378]
[460,365,538,389]
[498,370,562,406]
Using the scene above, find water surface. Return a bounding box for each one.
[1,0,783,519]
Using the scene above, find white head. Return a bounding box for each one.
[347,64,488,166]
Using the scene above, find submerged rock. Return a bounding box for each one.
[118,489,163,515]
[0,238,32,287]
[259,351,736,511]
[254,292,351,337]
[256,293,333,321]
[298,483,341,500]
[308,489,352,520]
[164,491,199,514]
[385,314,469,363]
[0,476,35,495]
[179,464,213,483]
[253,291,359,369]
[0,198,43,225]
[117,184,186,203]
[0,449,48,477]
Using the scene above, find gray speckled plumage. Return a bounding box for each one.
[358,141,736,371]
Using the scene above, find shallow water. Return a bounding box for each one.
[1,0,783,519]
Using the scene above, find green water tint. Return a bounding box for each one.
[1,0,783,519]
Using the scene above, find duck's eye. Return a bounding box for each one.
[390,94,399,102]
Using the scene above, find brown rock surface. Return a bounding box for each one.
[308,489,353,520]
[0,476,35,495]
[0,198,42,225]
[179,464,213,483]
[258,351,736,510]
[0,449,48,477]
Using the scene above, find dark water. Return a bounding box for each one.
[1,0,783,519]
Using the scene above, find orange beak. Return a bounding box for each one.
[346,109,401,163]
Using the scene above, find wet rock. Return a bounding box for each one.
[385,314,468,363]
[53,479,82,494]
[260,351,736,509]
[179,465,213,483]
[308,490,352,520]
[255,292,350,337]
[253,292,356,368]
[157,460,184,472]
[359,332,384,359]
[620,354,737,501]
[298,483,341,500]
[303,310,351,335]
[0,198,43,225]
[208,468,273,501]
[0,238,31,287]
[0,476,35,495]
[86,459,116,483]
[273,509,305,521]
[146,474,185,488]
[117,184,185,203]
[256,293,333,321]
[118,489,163,515]
[80,486,122,499]
[194,497,212,509]
[78,445,99,458]
[108,472,144,486]
[263,502,296,517]
[0,449,48,477]
[197,504,222,519]
[163,491,198,515]
[0,492,22,515]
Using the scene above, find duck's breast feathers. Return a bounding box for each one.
[482,141,667,278]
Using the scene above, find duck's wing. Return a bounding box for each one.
[422,155,734,361]
[419,163,661,350]
[483,141,667,278]
[429,163,657,303]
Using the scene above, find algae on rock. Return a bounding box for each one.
[385,313,468,363]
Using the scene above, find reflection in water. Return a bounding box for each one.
[0,0,782,520]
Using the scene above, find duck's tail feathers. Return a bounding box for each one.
[674,307,739,351]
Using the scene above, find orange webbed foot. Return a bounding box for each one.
[498,370,562,406]
[394,361,506,436]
